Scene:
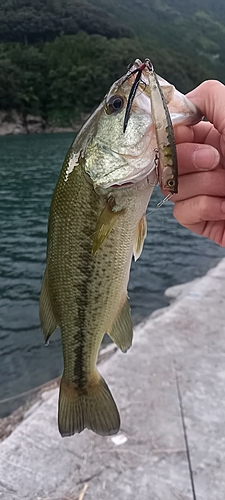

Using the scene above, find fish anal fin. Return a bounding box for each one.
[133,214,147,262]
[92,200,123,255]
[39,269,58,342]
[109,298,133,353]
[58,372,120,436]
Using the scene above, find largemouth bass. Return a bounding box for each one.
[40,59,201,437]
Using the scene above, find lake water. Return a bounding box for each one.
[1,133,225,417]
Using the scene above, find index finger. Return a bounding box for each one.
[174,80,225,151]
[174,121,212,145]
[188,80,225,137]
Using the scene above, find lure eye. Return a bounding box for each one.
[106,95,124,114]
[167,179,176,188]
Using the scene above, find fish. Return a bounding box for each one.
[40,59,202,437]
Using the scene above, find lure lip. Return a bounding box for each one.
[123,69,143,133]
[123,59,155,131]
[123,60,150,133]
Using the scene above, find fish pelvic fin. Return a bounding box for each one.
[92,199,124,255]
[39,269,57,342]
[58,372,120,437]
[109,298,133,353]
[133,214,147,262]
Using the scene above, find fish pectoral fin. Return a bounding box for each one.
[109,298,133,353]
[39,269,58,342]
[92,201,124,254]
[133,214,147,262]
[58,372,120,437]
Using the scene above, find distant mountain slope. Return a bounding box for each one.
[0,0,133,43]
[98,0,225,76]
[1,0,225,76]
[0,0,224,128]
[165,0,225,20]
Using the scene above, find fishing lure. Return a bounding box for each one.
[123,62,146,133]
[123,59,178,194]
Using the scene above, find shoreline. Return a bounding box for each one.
[0,110,90,136]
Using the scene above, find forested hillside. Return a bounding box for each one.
[0,0,133,43]
[0,0,225,129]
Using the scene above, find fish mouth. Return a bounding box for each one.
[122,62,202,128]
[100,161,157,189]
[155,75,203,126]
[110,181,133,188]
[126,67,203,128]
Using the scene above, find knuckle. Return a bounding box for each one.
[198,196,210,219]
[173,202,184,224]
[207,224,224,246]
[199,171,217,192]
[200,80,224,94]
[173,204,179,222]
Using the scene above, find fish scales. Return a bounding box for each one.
[43,154,154,435]
[48,159,153,383]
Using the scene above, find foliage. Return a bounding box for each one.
[0,0,225,126]
[0,32,215,125]
[0,0,133,43]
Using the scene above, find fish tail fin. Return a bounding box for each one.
[58,372,120,437]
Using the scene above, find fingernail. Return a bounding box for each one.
[221,201,225,213]
[193,146,220,171]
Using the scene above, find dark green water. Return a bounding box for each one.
[1,133,225,417]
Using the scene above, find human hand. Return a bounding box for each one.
[171,80,225,246]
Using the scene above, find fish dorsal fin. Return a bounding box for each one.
[108,298,133,353]
[39,269,58,343]
[133,214,147,262]
[92,199,124,255]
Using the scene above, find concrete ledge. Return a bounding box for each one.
[1,259,225,499]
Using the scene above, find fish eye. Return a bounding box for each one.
[106,95,124,114]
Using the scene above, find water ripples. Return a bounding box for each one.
[0,132,225,416]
